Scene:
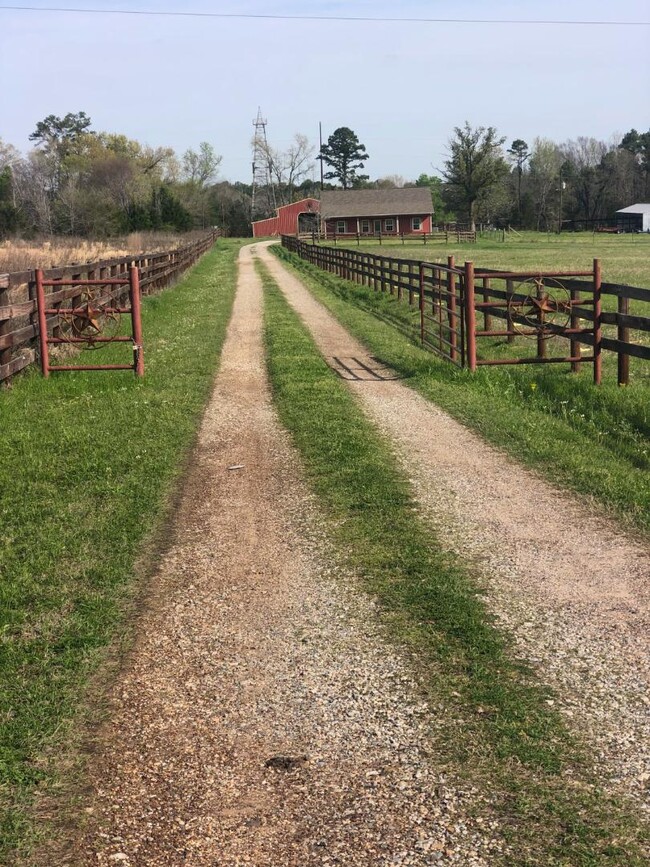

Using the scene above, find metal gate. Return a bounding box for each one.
[35,265,144,377]
[421,258,602,383]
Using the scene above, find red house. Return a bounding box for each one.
[320,189,434,238]
[252,197,320,237]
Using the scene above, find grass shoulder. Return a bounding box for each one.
[0,239,247,861]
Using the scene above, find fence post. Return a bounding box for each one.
[536,278,547,360]
[464,261,477,372]
[0,280,12,378]
[482,276,492,332]
[506,278,516,344]
[593,258,602,385]
[617,294,630,386]
[419,263,425,345]
[447,256,457,363]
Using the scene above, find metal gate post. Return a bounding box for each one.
[464,261,477,371]
[35,268,50,378]
[447,255,457,363]
[593,258,602,385]
[129,265,145,377]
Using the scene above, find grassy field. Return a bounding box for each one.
[324,230,650,287]
[273,245,650,533]
[0,239,244,860]
[0,231,207,273]
[262,260,650,865]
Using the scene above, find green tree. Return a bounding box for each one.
[0,167,18,236]
[507,139,530,222]
[413,173,452,222]
[619,128,650,198]
[319,127,369,189]
[443,122,508,230]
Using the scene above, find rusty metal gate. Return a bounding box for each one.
[420,258,602,383]
[35,265,144,377]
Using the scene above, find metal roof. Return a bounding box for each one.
[320,188,433,219]
[615,203,650,214]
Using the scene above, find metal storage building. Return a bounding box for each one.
[615,203,650,233]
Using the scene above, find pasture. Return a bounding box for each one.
[325,230,650,288]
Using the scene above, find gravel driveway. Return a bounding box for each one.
[259,242,650,813]
[60,243,502,866]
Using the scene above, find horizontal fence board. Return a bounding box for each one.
[0,352,33,381]
[601,336,650,360]
[601,282,650,304]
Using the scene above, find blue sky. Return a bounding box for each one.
[1,1,649,182]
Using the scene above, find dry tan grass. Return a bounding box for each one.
[0,231,206,274]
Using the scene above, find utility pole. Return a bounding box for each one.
[319,121,324,192]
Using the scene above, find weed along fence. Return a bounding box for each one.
[0,230,218,385]
[281,235,650,385]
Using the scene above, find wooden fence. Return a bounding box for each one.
[281,235,650,385]
[0,230,219,385]
[318,229,476,245]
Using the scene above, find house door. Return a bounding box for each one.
[374,220,381,233]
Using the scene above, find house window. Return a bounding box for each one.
[361,219,370,233]
[336,220,346,234]
[412,217,422,231]
[385,219,395,232]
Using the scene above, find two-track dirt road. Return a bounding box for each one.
[58,241,649,865]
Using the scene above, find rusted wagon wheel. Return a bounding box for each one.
[58,289,122,349]
[507,277,572,339]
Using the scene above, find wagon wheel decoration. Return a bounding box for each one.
[57,289,122,350]
[506,277,572,339]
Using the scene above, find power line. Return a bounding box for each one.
[0,5,648,26]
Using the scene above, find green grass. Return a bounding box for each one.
[261,260,650,865]
[0,239,245,860]
[273,246,650,533]
[326,230,650,287]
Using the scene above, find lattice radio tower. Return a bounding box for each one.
[251,107,276,219]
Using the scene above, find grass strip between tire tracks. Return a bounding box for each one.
[260,259,649,866]
[0,239,245,860]
[272,246,650,535]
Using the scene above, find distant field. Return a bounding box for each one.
[325,231,650,288]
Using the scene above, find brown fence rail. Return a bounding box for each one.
[0,230,219,385]
[318,229,476,245]
[281,235,650,385]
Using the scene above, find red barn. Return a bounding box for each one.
[252,197,320,237]
[320,189,434,238]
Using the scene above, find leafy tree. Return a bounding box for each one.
[319,127,369,189]
[0,167,18,236]
[507,139,530,221]
[182,142,222,187]
[619,128,650,198]
[413,173,452,222]
[443,123,508,230]
[29,112,93,164]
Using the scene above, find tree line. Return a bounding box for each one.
[1,113,648,240]
[0,112,254,239]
